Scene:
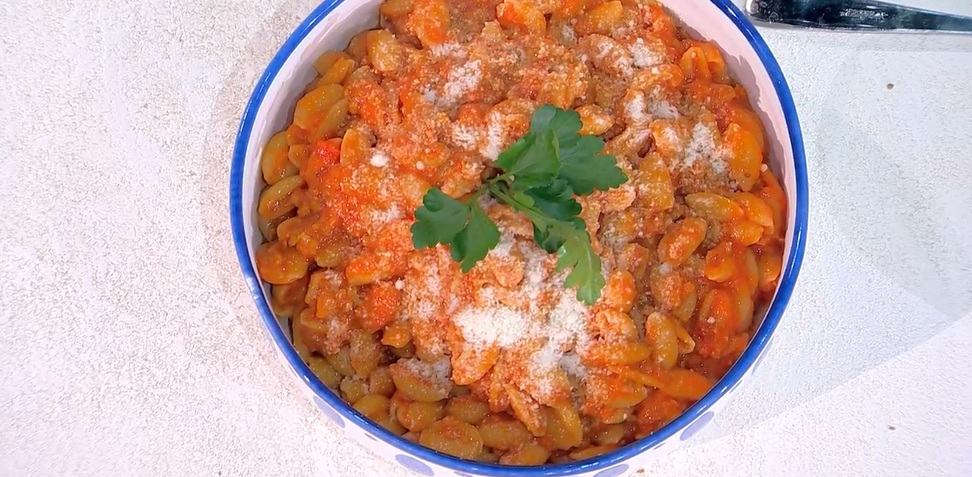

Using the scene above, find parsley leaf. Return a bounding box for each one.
[411,189,470,248]
[410,104,628,305]
[527,105,627,194]
[532,218,585,255]
[495,129,560,189]
[529,104,583,136]
[450,204,500,272]
[522,179,581,222]
[553,223,605,305]
[559,152,628,195]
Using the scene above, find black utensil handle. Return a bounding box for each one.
[745,0,972,33]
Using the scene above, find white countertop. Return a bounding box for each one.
[1,0,970,476]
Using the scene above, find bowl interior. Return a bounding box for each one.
[231,0,806,474]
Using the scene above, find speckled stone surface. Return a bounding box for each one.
[1,1,971,476]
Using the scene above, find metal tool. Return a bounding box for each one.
[744,0,972,33]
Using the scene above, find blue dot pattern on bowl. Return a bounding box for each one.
[594,464,630,477]
[312,395,345,428]
[395,454,434,476]
[680,411,714,441]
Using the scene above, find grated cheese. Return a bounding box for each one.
[442,60,482,106]
[454,305,536,349]
[561,24,577,43]
[431,41,464,58]
[480,110,505,161]
[490,233,515,258]
[369,205,402,226]
[624,90,648,124]
[673,122,730,178]
[452,123,479,150]
[449,236,592,402]
[400,357,451,390]
[594,37,633,77]
[630,38,665,68]
[421,86,438,105]
[649,100,680,120]
[681,122,716,169]
[370,151,390,168]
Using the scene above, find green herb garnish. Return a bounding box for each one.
[410,105,628,305]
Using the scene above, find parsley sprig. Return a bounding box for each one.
[410,105,628,305]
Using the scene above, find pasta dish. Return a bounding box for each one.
[254,0,786,465]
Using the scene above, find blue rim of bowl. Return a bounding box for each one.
[229,0,808,474]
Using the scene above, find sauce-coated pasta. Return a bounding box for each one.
[256,0,786,464]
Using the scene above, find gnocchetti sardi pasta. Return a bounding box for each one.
[254,0,786,465]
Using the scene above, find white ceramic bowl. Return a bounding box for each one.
[230,1,809,475]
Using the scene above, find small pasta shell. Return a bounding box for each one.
[657,217,707,266]
[396,400,446,433]
[287,144,311,169]
[379,0,414,17]
[506,385,547,437]
[679,46,712,82]
[499,441,550,466]
[293,84,344,130]
[270,275,309,317]
[756,246,783,291]
[257,175,304,220]
[340,377,370,404]
[446,395,491,424]
[601,270,636,312]
[349,329,382,377]
[390,359,452,402]
[320,58,356,85]
[576,104,614,136]
[353,393,391,420]
[325,347,355,377]
[724,123,763,191]
[673,281,698,322]
[345,32,369,63]
[575,0,623,35]
[311,98,349,142]
[478,415,532,451]
[369,367,396,397]
[313,51,351,76]
[544,404,583,450]
[451,344,499,386]
[704,242,736,283]
[366,29,403,72]
[261,131,296,185]
[381,320,412,348]
[568,445,617,461]
[339,127,374,165]
[730,220,764,246]
[496,0,546,35]
[592,423,628,446]
[644,312,679,369]
[419,417,484,460]
[657,368,715,400]
[255,240,310,285]
[307,355,342,389]
[685,193,744,222]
